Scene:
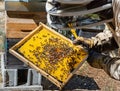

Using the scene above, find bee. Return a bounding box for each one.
[35,62,39,67]
[60,75,64,81]
[22,51,25,54]
[36,47,41,50]
[29,44,34,47]
[42,35,47,37]
[47,33,50,35]
[44,39,47,42]
[33,37,36,41]
[29,50,32,53]
[36,36,38,38]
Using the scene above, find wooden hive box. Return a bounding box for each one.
[6,11,47,38]
[9,22,88,89]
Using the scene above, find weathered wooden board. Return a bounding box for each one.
[6,11,47,38]
[5,1,46,12]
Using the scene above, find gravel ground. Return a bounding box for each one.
[0,1,120,91]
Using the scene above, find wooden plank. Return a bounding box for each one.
[5,1,46,12]
[7,11,47,19]
[6,11,47,38]
[6,18,38,38]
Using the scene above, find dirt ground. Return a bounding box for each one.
[75,62,120,91]
[0,1,120,91]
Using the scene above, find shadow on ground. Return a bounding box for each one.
[42,74,100,90]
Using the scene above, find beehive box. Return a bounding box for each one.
[9,22,88,89]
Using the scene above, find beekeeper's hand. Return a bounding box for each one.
[73,37,94,49]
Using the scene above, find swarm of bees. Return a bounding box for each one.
[40,37,74,65]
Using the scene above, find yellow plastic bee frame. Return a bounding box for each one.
[9,22,88,89]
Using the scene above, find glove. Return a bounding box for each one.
[73,37,94,49]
